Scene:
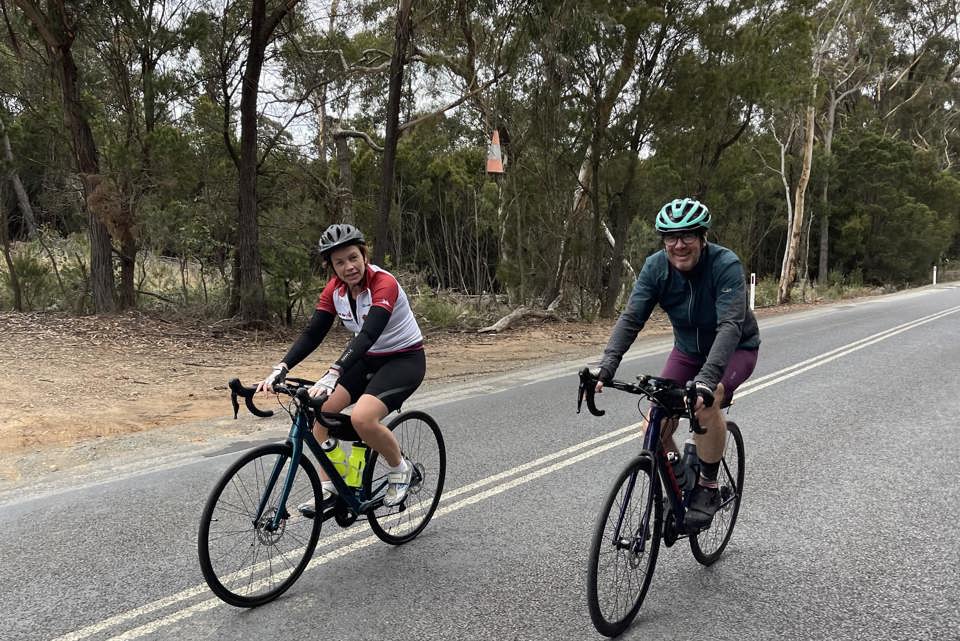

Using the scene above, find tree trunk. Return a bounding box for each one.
[232,0,301,322]
[0,184,23,310]
[333,130,355,224]
[0,115,38,239]
[541,157,593,306]
[373,0,414,266]
[817,92,837,283]
[234,6,268,321]
[118,223,136,309]
[778,0,851,303]
[57,45,115,313]
[778,102,816,304]
[599,113,645,318]
[542,22,641,306]
[15,0,118,313]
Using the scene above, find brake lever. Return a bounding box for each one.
[684,381,707,434]
[578,367,605,417]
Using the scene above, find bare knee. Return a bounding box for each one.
[350,412,382,438]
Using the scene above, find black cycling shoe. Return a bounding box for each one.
[297,490,337,519]
[684,484,720,531]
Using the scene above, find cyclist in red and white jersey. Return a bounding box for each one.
[257,224,424,508]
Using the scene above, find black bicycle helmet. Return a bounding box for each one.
[318,223,366,259]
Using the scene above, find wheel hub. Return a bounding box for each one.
[254,508,286,544]
[408,462,425,495]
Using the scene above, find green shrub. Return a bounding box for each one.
[2,243,55,311]
[413,293,461,329]
[753,277,779,308]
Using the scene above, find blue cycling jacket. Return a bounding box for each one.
[600,242,760,389]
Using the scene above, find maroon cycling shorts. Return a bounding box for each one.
[659,347,758,402]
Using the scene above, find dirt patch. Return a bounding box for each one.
[0,311,630,455]
[0,302,812,484]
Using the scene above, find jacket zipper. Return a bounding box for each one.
[687,280,700,353]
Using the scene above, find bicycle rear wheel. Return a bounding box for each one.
[198,443,322,607]
[587,455,662,638]
[363,410,446,545]
[690,421,745,565]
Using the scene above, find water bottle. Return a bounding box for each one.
[320,438,347,477]
[679,439,699,493]
[667,451,690,491]
[344,445,366,488]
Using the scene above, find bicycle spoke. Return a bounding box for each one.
[366,412,445,545]
[588,457,660,636]
[690,422,744,565]
[200,444,323,606]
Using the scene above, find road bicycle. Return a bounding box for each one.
[197,377,446,607]
[576,368,745,637]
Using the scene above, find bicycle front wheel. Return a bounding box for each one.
[690,421,745,565]
[587,455,662,637]
[198,443,322,607]
[363,410,446,545]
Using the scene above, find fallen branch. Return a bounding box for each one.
[136,289,179,305]
[477,306,559,333]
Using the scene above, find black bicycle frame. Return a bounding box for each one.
[641,405,689,538]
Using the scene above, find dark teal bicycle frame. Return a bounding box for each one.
[255,404,383,532]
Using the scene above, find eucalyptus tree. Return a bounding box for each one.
[778,0,852,304]
[576,0,797,316]
[534,1,644,308]
[830,128,959,282]
[191,0,306,322]
[815,0,879,282]
[83,0,201,308]
[0,108,36,238]
[8,0,116,312]
[411,0,521,296]
[0,42,38,241]
[872,0,960,168]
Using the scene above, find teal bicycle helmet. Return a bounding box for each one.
[655,198,711,232]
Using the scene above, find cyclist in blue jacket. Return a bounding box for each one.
[597,198,760,530]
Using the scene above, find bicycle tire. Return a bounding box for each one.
[198,443,322,607]
[363,410,446,545]
[690,421,745,565]
[587,455,662,637]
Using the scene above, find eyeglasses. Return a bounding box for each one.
[662,232,700,247]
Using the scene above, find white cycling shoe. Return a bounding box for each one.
[383,459,412,507]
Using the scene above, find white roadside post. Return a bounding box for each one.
[750,272,756,310]
[933,266,937,285]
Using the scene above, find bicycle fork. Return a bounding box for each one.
[611,461,656,556]
[255,413,310,532]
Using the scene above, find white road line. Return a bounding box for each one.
[744,306,960,388]
[104,433,639,641]
[50,304,960,641]
[736,305,960,397]
[51,427,641,641]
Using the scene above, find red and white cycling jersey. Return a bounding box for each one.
[316,264,423,355]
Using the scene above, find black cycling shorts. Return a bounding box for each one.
[337,349,426,412]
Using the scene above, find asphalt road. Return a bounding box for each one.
[2,284,959,641]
